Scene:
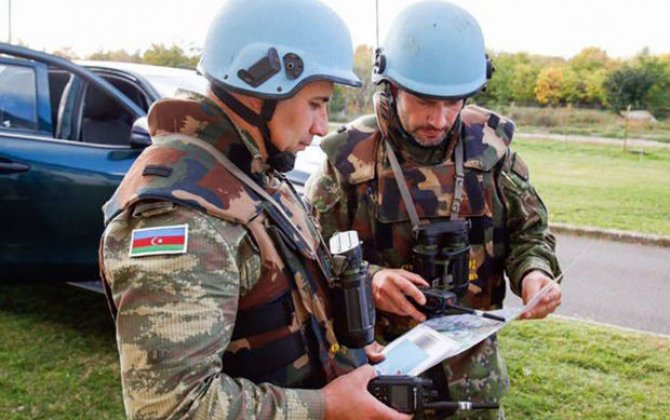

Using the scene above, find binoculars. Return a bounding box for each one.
[412,220,471,317]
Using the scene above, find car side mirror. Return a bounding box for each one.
[130,117,152,149]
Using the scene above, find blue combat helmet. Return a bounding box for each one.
[199,0,361,99]
[198,0,361,172]
[373,1,491,99]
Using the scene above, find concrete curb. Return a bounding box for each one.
[549,223,670,248]
[549,314,670,339]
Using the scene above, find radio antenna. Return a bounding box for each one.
[375,0,380,48]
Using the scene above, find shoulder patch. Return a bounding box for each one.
[129,224,188,257]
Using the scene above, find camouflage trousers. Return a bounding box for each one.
[422,335,509,419]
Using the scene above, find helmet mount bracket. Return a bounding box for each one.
[373,48,386,75]
[238,48,281,88]
[283,53,304,80]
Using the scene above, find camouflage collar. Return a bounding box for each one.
[374,91,455,166]
[148,89,269,182]
[320,103,515,186]
[460,105,515,171]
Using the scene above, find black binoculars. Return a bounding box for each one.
[411,220,471,317]
[413,219,470,296]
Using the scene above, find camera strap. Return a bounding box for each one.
[385,138,466,237]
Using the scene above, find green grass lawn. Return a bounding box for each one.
[499,319,670,419]
[327,122,670,236]
[1,284,669,419]
[0,284,123,419]
[512,139,670,236]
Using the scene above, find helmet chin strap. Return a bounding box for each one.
[211,83,296,173]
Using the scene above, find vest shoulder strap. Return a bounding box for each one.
[320,114,379,185]
[103,137,258,227]
[461,105,515,171]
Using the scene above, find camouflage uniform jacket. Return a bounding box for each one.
[306,96,561,310]
[306,95,561,414]
[99,90,365,419]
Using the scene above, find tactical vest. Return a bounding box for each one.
[102,97,364,388]
[321,105,515,311]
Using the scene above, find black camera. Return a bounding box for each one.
[329,231,376,348]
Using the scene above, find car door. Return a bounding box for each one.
[0,44,146,282]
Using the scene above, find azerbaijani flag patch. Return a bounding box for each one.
[129,224,188,257]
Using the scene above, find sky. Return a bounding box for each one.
[2,0,669,60]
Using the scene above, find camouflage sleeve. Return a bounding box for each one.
[304,159,382,282]
[304,157,350,245]
[497,150,562,297]
[101,203,324,420]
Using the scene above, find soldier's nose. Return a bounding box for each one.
[427,106,449,129]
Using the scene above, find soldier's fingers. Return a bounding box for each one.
[353,364,378,383]
[395,277,426,306]
[397,269,429,287]
[534,300,559,318]
[387,288,426,321]
[365,341,386,363]
[541,284,561,303]
[364,388,412,420]
[519,309,532,320]
[547,297,562,313]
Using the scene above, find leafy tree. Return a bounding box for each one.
[583,69,609,106]
[51,47,78,60]
[535,67,565,105]
[339,44,375,119]
[328,85,346,117]
[633,49,670,113]
[142,43,199,69]
[559,48,613,106]
[509,62,541,104]
[480,52,516,104]
[481,53,549,105]
[87,49,142,63]
[570,47,610,73]
[561,68,587,104]
[603,65,656,111]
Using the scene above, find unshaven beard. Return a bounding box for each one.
[411,128,448,147]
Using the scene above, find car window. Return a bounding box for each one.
[0,64,38,131]
[79,84,134,146]
[103,76,151,112]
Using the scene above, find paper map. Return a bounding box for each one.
[375,282,555,376]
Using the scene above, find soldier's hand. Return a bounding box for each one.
[323,365,411,420]
[520,270,562,319]
[372,269,429,321]
[364,340,386,364]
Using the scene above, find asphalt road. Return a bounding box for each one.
[503,233,670,336]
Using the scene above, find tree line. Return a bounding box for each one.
[330,45,670,119]
[51,43,670,117]
[51,43,200,70]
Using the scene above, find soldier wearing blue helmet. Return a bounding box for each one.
[308,1,562,418]
[99,0,411,418]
